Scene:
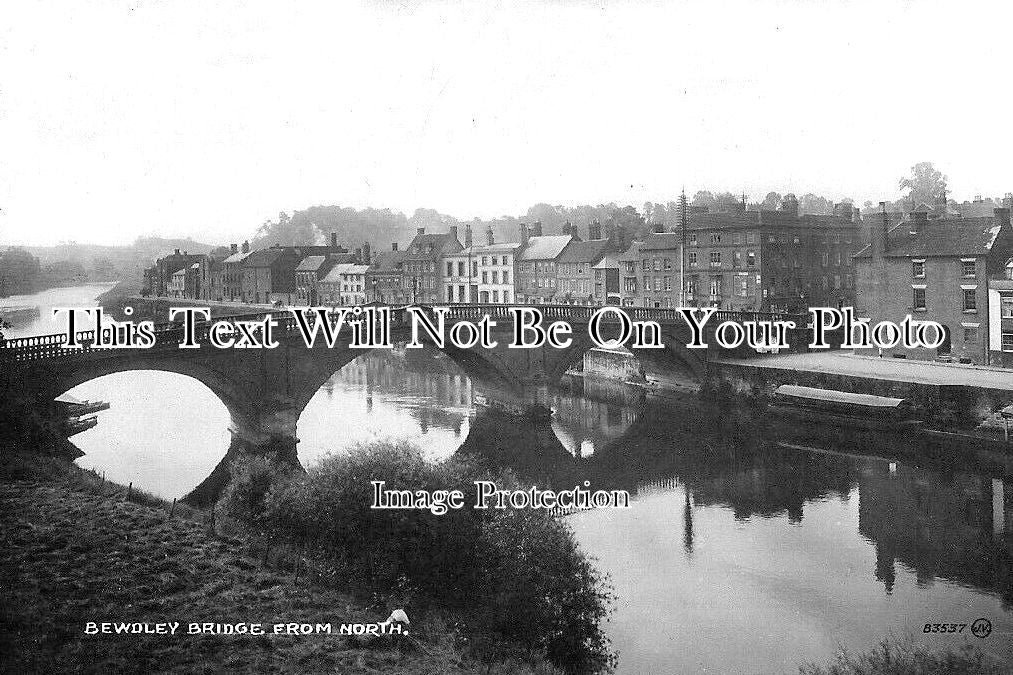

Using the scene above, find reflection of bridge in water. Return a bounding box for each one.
[7,304,793,497]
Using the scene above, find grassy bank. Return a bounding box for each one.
[0,453,564,674]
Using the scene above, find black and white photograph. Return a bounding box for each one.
[1,2,1012,673]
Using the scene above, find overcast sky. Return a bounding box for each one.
[2,1,1011,246]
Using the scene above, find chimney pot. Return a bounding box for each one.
[417,227,425,235]
[392,242,399,251]
[231,243,238,253]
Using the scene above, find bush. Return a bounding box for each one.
[799,639,1005,675]
[219,456,291,532]
[261,441,616,673]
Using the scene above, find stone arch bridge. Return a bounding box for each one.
[1,304,805,504]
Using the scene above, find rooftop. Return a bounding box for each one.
[557,238,612,264]
[519,235,572,261]
[854,212,1011,258]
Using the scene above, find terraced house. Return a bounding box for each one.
[403,227,463,304]
[514,223,572,304]
[855,202,1013,364]
[557,233,614,305]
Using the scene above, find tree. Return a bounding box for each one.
[0,247,41,295]
[760,192,782,210]
[899,162,947,205]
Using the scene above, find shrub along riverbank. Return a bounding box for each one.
[219,441,617,674]
[0,451,587,674]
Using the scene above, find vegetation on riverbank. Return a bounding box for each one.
[0,452,570,674]
[799,639,1004,675]
[219,441,617,673]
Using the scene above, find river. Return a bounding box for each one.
[8,285,1013,673]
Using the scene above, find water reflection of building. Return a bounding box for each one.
[858,463,1013,601]
[324,349,474,436]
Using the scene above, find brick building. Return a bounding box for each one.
[367,243,407,304]
[557,235,613,305]
[514,223,572,304]
[403,227,463,304]
[854,204,1013,364]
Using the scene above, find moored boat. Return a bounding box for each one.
[769,384,920,431]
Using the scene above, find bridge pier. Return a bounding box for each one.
[183,397,303,508]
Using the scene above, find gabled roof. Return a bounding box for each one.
[557,238,612,264]
[321,263,370,282]
[854,214,1009,258]
[222,250,251,264]
[242,248,294,268]
[295,255,328,272]
[368,250,406,273]
[618,240,643,262]
[519,235,572,261]
[404,233,463,260]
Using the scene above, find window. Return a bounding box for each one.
[912,260,925,278]
[1001,296,1013,318]
[709,277,723,297]
[653,259,662,271]
[738,278,748,297]
[503,271,509,284]
[491,271,499,284]
[962,259,976,278]
[482,271,488,283]
[913,288,926,310]
[1003,331,1013,352]
[963,326,978,343]
[654,277,661,291]
[664,276,672,291]
[689,234,698,245]
[458,262,465,276]
[664,258,672,271]
[709,251,721,267]
[642,258,650,270]
[709,233,721,244]
[821,252,829,267]
[688,252,698,266]
[733,250,742,267]
[746,251,756,266]
[746,232,756,244]
[624,261,635,273]
[963,289,977,312]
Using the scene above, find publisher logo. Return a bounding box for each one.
[970,618,992,639]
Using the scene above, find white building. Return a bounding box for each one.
[473,242,519,303]
[443,248,478,303]
[319,263,370,305]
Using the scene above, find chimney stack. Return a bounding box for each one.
[449,225,459,242]
[392,242,399,252]
[230,243,238,253]
[653,223,665,234]
[362,242,371,265]
[174,248,181,255]
[355,247,362,262]
[995,207,1011,229]
[909,210,928,235]
[872,202,888,258]
[331,232,338,248]
[464,224,473,248]
[486,226,494,245]
[531,221,543,237]
[1003,193,1013,210]
[519,223,530,247]
[241,241,250,253]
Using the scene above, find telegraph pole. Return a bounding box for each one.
[679,187,688,307]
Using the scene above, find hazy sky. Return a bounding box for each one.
[2,1,1011,246]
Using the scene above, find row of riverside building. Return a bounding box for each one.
[142,193,1013,367]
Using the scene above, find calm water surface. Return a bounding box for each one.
[11,286,1013,674]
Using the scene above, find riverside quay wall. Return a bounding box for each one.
[707,358,1013,431]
